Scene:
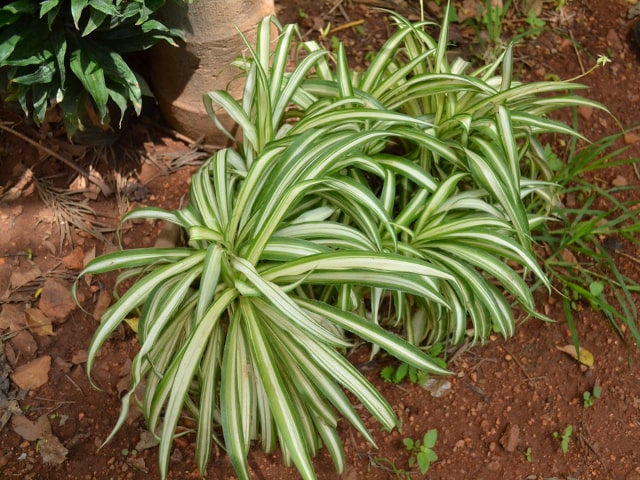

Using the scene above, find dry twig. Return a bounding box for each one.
[0,123,112,196]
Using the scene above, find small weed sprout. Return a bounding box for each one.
[381,345,445,385]
[381,363,429,385]
[524,447,532,462]
[553,425,573,454]
[526,9,545,30]
[583,383,602,407]
[404,429,438,474]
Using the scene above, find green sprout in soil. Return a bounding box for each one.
[532,130,640,358]
[583,382,602,407]
[381,344,446,385]
[553,425,573,454]
[524,447,532,462]
[404,429,438,475]
[381,362,428,385]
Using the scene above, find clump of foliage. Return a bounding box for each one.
[0,0,182,139]
[404,429,438,474]
[75,6,605,480]
[553,425,573,454]
[583,382,602,407]
[531,130,640,352]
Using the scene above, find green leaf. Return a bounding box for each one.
[39,0,59,18]
[71,0,89,29]
[380,366,395,382]
[0,31,21,62]
[423,429,438,448]
[82,7,107,35]
[10,62,54,85]
[394,362,408,384]
[0,1,34,27]
[88,0,121,17]
[69,47,109,121]
[589,281,604,297]
[243,300,317,480]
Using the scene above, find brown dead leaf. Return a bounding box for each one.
[38,279,76,323]
[11,414,50,442]
[24,308,54,336]
[11,414,68,465]
[126,456,147,473]
[71,350,88,365]
[9,265,41,291]
[1,168,34,202]
[611,175,628,187]
[10,356,51,390]
[525,0,544,16]
[9,330,38,358]
[61,246,85,270]
[623,132,640,145]
[560,248,578,264]
[457,0,478,22]
[39,433,69,465]
[69,166,103,200]
[0,304,25,331]
[92,290,112,321]
[135,430,160,451]
[556,344,594,366]
[499,423,520,452]
[0,399,22,432]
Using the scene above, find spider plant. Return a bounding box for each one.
[75,9,609,480]
[75,17,453,480]
[295,6,605,346]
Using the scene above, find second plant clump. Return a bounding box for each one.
[0,0,182,141]
[74,9,604,480]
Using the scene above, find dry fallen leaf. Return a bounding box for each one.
[24,308,54,336]
[556,344,594,367]
[9,330,38,358]
[92,290,112,321]
[126,456,148,473]
[0,399,22,432]
[560,248,578,264]
[135,430,160,451]
[11,414,50,442]
[61,246,85,270]
[0,304,24,331]
[38,279,76,322]
[39,433,69,465]
[124,317,139,334]
[10,355,51,390]
[71,349,88,365]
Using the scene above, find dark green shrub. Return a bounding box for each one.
[0,0,182,139]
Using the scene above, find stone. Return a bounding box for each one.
[577,105,594,121]
[624,132,640,145]
[499,423,520,452]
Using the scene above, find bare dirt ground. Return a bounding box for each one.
[1,1,640,479]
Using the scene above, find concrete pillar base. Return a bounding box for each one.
[150,0,275,145]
